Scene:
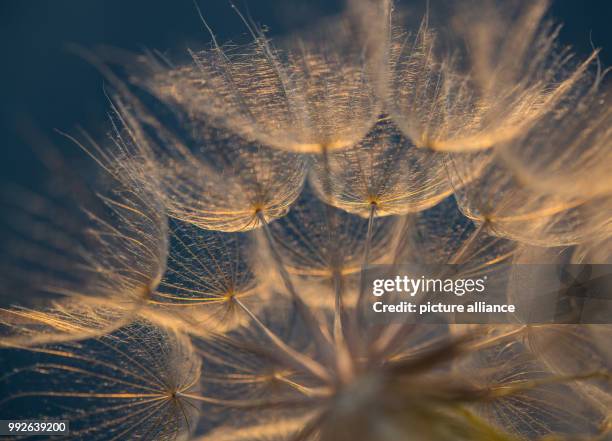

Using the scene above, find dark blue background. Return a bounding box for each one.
[0,0,344,184]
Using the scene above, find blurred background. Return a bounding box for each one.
[0,0,610,184]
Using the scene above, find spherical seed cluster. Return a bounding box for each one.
[1,1,611,440]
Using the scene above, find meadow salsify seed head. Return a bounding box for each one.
[451,0,594,98]
[0,140,168,347]
[508,248,610,360]
[0,313,202,440]
[497,81,612,200]
[193,293,425,438]
[136,116,309,232]
[442,0,598,152]
[147,218,269,334]
[396,196,516,269]
[384,19,491,152]
[189,289,606,441]
[496,244,612,426]
[385,196,517,318]
[352,0,599,152]
[0,300,135,349]
[191,298,320,429]
[1,0,611,440]
[455,336,609,439]
[446,149,612,247]
[310,118,454,218]
[267,186,395,281]
[137,13,380,154]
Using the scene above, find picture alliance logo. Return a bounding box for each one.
[372,275,488,297]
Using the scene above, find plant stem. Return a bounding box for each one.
[449,220,487,265]
[320,144,354,380]
[235,297,331,383]
[255,211,333,366]
[357,202,377,326]
[178,391,315,409]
